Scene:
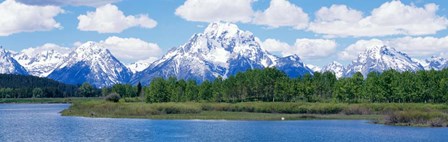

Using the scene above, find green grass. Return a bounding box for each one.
[123,111,382,120]
[6,98,448,127]
[61,100,448,127]
[61,101,382,120]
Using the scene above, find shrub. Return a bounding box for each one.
[384,110,448,126]
[106,93,121,102]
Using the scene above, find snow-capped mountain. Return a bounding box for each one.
[306,64,321,72]
[132,22,312,85]
[47,42,132,87]
[0,48,28,75]
[321,61,345,78]
[421,56,448,70]
[127,57,158,73]
[13,44,70,77]
[345,45,424,77]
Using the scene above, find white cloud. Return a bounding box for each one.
[0,0,63,36]
[293,39,338,59]
[260,38,291,54]
[309,1,448,37]
[253,0,308,29]
[100,36,162,64]
[175,0,254,23]
[389,36,448,58]
[340,36,448,60]
[16,0,120,7]
[314,4,363,23]
[261,38,337,59]
[77,4,157,33]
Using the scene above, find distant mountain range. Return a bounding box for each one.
[130,22,312,85]
[14,44,70,77]
[1,22,447,87]
[47,42,133,87]
[344,45,424,77]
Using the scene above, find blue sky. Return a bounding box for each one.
[1,0,448,66]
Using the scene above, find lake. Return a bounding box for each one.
[0,104,447,142]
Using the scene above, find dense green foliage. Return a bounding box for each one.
[0,74,102,98]
[117,68,448,103]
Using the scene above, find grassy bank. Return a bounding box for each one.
[61,101,381,120]
[61,100,448,127]
[0,97,100,104]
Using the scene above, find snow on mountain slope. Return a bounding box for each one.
[321,61,345,78]
[0,48,28,75]
[422,56,448,70]
[344,45,424,77]
[306,64,321,72]
[13,44,70,77]
[132,22,312,85]
[47,42,132,87]
[127,57,158,73]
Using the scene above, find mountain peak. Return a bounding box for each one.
[322,61,345,78]
[345,45,423,77]
[48,41,131,87]
[0,47,7,55]
[427,55,445,61]
[72,41,113,61]
[0,47,28,75]
[13,44,70,77]
[423,55,448,70]
[76,41,104,51]
[204,22,240,35]
[284,54,302,61]
[364,45,398,58]
[132,22,312,85]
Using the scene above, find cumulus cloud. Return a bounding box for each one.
[339,36,448,60]
[261,38,337,59]
[100,36,162,64]
[253,0,308,29]
[175,0,254,23]
[389,36,448,58]
[77,4,157,33]
[309,1,448,37]
[261,39,291,54]
[0,0,63,36]
[16,0,120,7]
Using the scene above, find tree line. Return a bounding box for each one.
[0,74,101,98]
[104,68,448,103]
[2,68,448,103]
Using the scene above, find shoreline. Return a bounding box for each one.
[61,110,383,121]
[59,100,448,127]
[2,98,447,127]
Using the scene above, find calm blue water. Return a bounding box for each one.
[0,104,447,142]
